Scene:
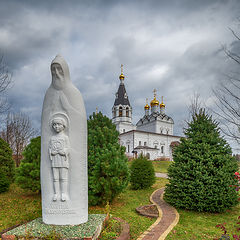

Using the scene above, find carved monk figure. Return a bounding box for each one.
[41,55,87,225]
[49,117,70,202]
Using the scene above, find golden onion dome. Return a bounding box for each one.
[144,98,150,110]
[160,96,165,108]
[119,64,125,80]
[145,104,150,110]
[160,102,165,108]
[150,97,159,107]
[150,89,159,107]
[119,73,125,80]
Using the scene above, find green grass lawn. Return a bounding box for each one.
[89,178,168,239]
[152,160,172,173]
[0,184,41,232]
[1,180,239,240]
[166,204,240,240]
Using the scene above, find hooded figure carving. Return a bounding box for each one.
[41,55,88,225]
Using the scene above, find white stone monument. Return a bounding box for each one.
[41,55,88,225]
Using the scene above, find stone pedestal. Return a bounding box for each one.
[1,215,107,240]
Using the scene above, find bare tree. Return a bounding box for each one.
[0,56,12,114]
[213,26,240,145]
[187,92,203,117]
[0,112,37,167]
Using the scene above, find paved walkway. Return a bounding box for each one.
[137,188,179,240]
[155,173,168,178]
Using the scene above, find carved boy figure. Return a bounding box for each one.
[49,117,70,202]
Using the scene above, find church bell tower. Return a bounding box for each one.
[112,65,134,133]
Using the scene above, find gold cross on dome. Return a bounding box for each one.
[153,89,157,98]
[162,96,163,103]
[121,64,123,74]
[146,98,148,104]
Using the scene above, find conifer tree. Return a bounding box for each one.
[16,136,41,192]
[0,137,15,193]
[88,112,129,206]
[164,109,239,213]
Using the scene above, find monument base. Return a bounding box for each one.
[1,214,107,240]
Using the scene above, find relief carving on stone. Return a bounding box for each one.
[49,113,70,202]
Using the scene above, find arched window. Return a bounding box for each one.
[126,107,129,117]
[161,146,164,154]
[119,106,123,117]
[146,153,150,159]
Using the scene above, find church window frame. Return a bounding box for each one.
[119,106,123,117]
[113,108,116,118]
[139,141,141,146]
[144,141,147,146]
[127,145,130,153]
[161,146,164,154]
[126,107,129,117]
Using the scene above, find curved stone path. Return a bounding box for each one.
[155,173,168,178]
[137,187,179,240]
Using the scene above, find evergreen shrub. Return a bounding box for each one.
[88,112,130,206]
[164,109,239,213]
[0,137,15,193]
[130,154,155,189]
[0,168,10,193]
[16,136,41,192]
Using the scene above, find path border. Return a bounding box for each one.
[137,187,179,240]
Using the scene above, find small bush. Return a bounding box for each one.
[130,155,155,189]
[99,218,121,240]
[16,136,41,192]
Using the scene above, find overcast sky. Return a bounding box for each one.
[1,0,240,150]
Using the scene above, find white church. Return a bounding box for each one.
[112,66,181,160]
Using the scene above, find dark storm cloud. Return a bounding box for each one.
[1,0,240,151]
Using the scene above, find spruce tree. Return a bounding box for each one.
[16,136,41,192]
[164,109,239,213]
[88,112,130,206]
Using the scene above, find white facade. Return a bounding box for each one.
[115,122,136,134]
[119,130,181,160]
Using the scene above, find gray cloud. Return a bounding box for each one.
[1,0,240,151]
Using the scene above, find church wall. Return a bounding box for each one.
[125,131,181,160]
[136,121,156,133]
[155,120,173,135]
[136,119,173,135]
[116,122,136,134]
[119,131,134,158]
[119,130,181,160]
